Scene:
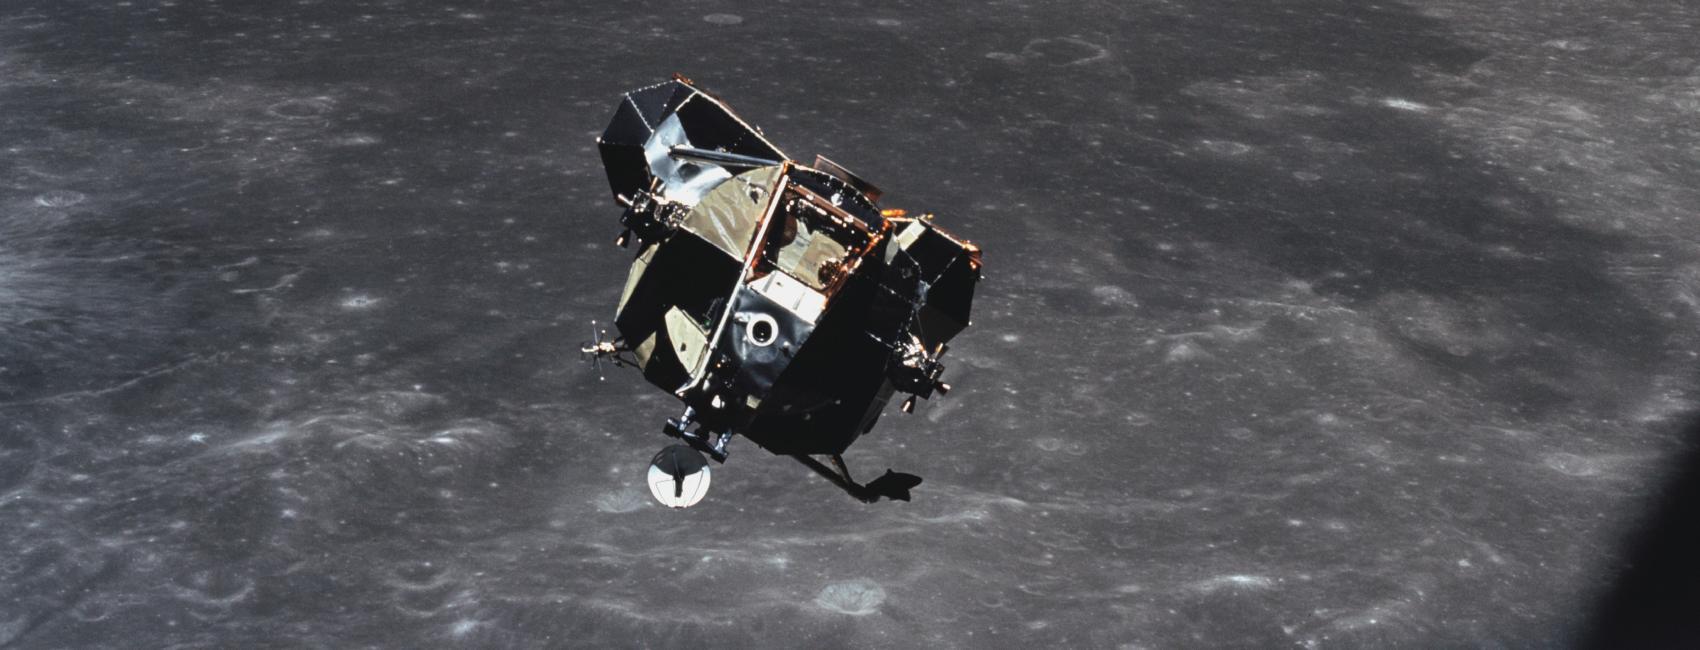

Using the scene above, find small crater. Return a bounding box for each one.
[816,579,886,615]
[396,582,457,615]
[391,560,447,588]
[34,189,87,208]
[372,390,447,418]
[267,97,334,120]
[1034,437,1063,452]
[1023,37,1109,66]
[340,294,379,309]
[450,619,481,637]
[702,13,743,25]
[1091,285,1136,308]
[1193,574,1275,592]
[336,133,380,146]
[69,598,112,622]
[170,569,255,605]
[1543,452,1603,477]
[1199,140,1254,156]
[1543,39,1592,51]
[594,489,648,514]
[1165,341,1211,363]
[1292,171,1323,182]
[1381,98,1431,112]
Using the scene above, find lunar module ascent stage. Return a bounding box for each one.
[582,76,982,507]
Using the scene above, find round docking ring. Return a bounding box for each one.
[745,313,778,347]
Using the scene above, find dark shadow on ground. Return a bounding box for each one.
[792,454,924,503]
[1584,414,1700,649]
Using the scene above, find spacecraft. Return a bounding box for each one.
[582,75,981,507]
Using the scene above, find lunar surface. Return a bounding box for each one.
[3,1,1699,647]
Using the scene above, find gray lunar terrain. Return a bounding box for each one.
[3,1,1700,647]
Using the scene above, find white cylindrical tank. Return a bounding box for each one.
[648,444,711,508]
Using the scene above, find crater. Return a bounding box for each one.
[1091,285,1137,308]
[1542,452,1604,477]
[170,568,255,605]
[390,560,448,589]
[267,97,334,120]
[594,489,648,514]
[341,294,379,309]
[33,189,86,208]
[1024,37,1109,66]
[1199,140,1254,156]
[815,579,886,615]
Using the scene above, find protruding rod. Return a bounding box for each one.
[588,320,606,381]
[669,145,781,169]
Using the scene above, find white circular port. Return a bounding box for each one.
[745,313,777,347]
